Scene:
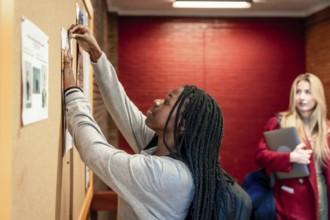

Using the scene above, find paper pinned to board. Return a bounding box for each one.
[61,28,72,52]
[21,17,49,125]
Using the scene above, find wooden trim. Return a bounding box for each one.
[83,0,94,111]
[91,191,118,211]
[83,0,94,20]
[0,0,13,219]
[78,170,94,220]
[78,1,94,219]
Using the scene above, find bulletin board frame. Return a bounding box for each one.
[78,0,95,219]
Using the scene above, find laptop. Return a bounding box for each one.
[263,127,310,179]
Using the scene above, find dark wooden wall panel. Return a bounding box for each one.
[306,6,330,117]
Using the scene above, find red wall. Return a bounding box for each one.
[117,17,305,184]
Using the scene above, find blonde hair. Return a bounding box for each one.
[280,73,329,166]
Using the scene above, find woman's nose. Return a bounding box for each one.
[154,99,162,107]
[299,92,307,100]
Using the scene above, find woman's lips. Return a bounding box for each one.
[147,109,153,115]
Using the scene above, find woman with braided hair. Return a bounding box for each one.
[63,24,237,220]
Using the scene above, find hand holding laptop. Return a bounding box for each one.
[290,143,312,164]
[263,127,310,179]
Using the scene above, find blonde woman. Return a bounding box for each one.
[255,73,330,220]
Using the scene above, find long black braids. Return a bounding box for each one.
[162,85,235,220]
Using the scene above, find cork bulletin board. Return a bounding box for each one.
[2,0,94,219]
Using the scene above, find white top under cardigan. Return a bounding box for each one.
[65,53,194,220]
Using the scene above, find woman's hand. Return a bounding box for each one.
[68,24,102,62]
[63,49,76,90]
[290,143,312,164]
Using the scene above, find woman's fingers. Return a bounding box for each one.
[62,49,76,90]
[68,24,90,45]
[296,143,312,153]
[290,142,313,164]
[67,24,102,62]
[305,149,313,155]
[296,143,306,150]
[69,24,88,37]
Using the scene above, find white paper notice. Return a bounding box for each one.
[61,27,73,155]
[21,17,49,125]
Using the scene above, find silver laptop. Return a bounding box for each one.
[263,127,310,179]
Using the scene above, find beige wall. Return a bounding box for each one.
[0,0,14,219]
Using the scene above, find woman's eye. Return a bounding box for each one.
[164,99,169,105]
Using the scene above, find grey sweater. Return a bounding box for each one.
[65,53,194,220]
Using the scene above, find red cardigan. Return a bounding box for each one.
[255,116,330,220]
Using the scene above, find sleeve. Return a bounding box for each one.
[64,88,186,202]
[254,116,293,172]
[91,53,155,153]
